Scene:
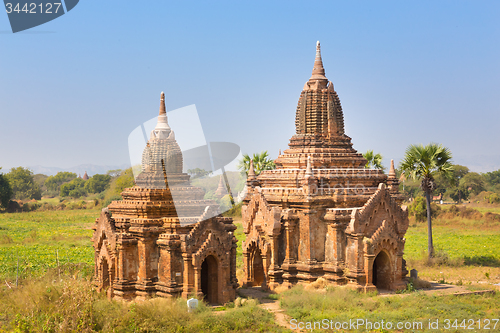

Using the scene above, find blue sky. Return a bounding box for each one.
[1,1,499,173]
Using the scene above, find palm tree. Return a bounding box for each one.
[400,143,453,259]
[238,151,276,176]
[363,150,385,170]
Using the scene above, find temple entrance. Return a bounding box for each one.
[252,249,265,287]
[101,259,110,290]
[201,255,218,304]
[372,251,391,290]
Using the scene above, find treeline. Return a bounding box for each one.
[0,167,135,212]
[400,164,500,203]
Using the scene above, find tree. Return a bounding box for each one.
[106,169,122,178]
[0,168,13,209]
[449,187,469,203]
[363,150,385,170]
[60,178,87,197]
[459,172,485,197]
[483,169,500,189]
[433,164,469,201]
[44,172,77,192]
[114,169,135,194]
[33,174,48,193]
[237,151,276,176]
[400,143,453,259]
[6,167,42,200]
[451,165,469,183]
[84,174,112,193]
[187,168,211,179]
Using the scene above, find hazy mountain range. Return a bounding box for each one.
[28,164,130,177]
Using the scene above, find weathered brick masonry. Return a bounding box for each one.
[242,42,409,292]
[92,93,237,304]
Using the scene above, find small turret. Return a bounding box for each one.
[246,160,260,188]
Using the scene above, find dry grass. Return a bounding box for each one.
[408,262,500,286]
[280,284,500,332]
[0,270,287,332]
[303,277,330,291]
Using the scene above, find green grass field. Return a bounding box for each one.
[0,209,98,280]
[405,222,500,266]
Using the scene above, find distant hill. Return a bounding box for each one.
[28,164,130,176]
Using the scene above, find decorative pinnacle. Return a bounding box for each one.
[248,159,256,179]
[305,156,314,178]
[310,41,327,81]
[159,91,166,115]
[388,159,396,178]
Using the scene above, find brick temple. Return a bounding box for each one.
[242,42,409,291]
[92,93,238,303]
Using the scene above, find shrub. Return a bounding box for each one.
[440,205,482,220]
[484,212,500,223]
[223,202,242,217]
[102,195,123,208]
[488,193,500,204]
[7,200,22,213]
[408,196,440,222]
[22,201,40,212]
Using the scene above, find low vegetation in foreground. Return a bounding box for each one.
[0,269,285,332]
[278,284,500,333]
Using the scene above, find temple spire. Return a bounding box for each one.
[388,159,396,179]
[248,159,256,179]
[159,91,166,115]
[150,91,171,139]
[310,41,327,81]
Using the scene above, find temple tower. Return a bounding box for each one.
[242,42,409,291]
[92,93,238,303]
[215,175,228,198]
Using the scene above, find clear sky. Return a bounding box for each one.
[1,1,499,174]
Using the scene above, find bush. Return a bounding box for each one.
[488,193,500,204]
[101,169,134,206]
[440,205,482,220]
[7,200,22,213]
[484,212,500,223]
[22,202,40,212]
[102,195,123,208]
[223,202,242,217]
[408,196,440,222]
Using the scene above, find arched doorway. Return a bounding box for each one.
[101,259,110,290]
[252,248,265,287]
[372,251,391,290]
[201,255,218,304]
